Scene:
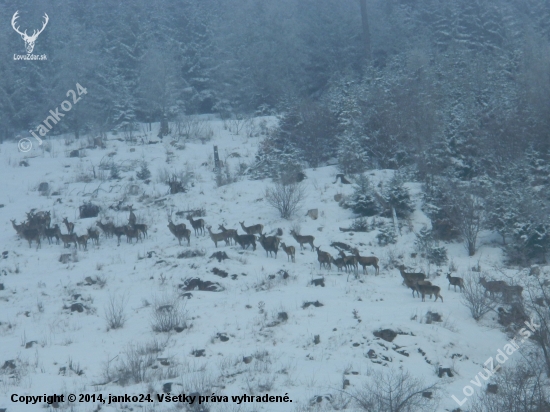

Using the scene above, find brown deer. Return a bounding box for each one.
[404,278,426,297]
[353,248,380,275]
[87,228,100,245]
[416,283,443,302]
[76,234,89,250]
[168,219,190,246]
[22,227,42,249]
[133,223,148,238]
[331,256,346,272]
[258,234,280,258]
[397,264,426,284]
[124,225,142,244]
[96,220,114,238]
[128,205,136,226]
[218,224,237,245]
[502,285,523,302]
[26,210,50,228]
[10,219,26,237]
[290,230,315,251]
[113,226,126,246]
[239,221,264,236]
[479,277,508,297]
[62,217,74,234]
[280,242,295,262]
[412,279,433,298]
[315,246,332,270]
[56,227,77,248]
[447,273,464,292]
[232,232,256,250]
[339,250,358,273]
[187,215,205,236]
[207,226,230,248]
[45,224,61,245]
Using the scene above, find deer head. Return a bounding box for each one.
[12,11,49,54]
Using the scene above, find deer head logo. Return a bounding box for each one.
[11,11,49,54]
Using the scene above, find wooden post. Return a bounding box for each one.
[214,145,220,170]
[214,145,221,184]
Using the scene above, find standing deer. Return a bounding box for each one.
[113,226,126,246]
[56,227,77,248]
[22,227,42,249]
[479,277,509,297]
[168,217,191,246]
[280,242,295,262]
[96,220,114,238]
[353,248,379,275]
[62,217,74,234]
[397,264,426,284]
[290,230,315,251]
[218,225,237,245]
[331,256,346,272]
[315,247,332,270]
[502,285,524,302]
[124,225,142,244]
[128,205,136,226]
[416,283,443,302]
[187,215,205,236]
[404,278,424,297]
[133,223,148,238]
[239,221,263,236]
[27,211,50,229]
[207,226,230,248]
[168,219,190,246]
[45,224,61,245]
[258,234,280,258]
[10,219,26,237]
[76,234,89,250]
[232,232,256,250]
[87,228,100,245]
[446,273,464,292]
[339,250,358,273]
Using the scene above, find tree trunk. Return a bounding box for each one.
[468,241,476,257]
[359,0,371,60]
[392,207,400,236]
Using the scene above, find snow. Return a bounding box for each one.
[0,116,533,411]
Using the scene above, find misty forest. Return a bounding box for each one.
[1,0,550,411]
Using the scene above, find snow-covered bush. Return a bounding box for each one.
[344,174,381,217]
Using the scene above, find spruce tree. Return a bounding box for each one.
[346,174,381,217]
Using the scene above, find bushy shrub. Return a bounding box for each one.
[136,162,151,180]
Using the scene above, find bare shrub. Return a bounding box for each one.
[468,359,550,412]
[104,293,128,330]
[224,113,250,135]
[461,274,495,321]
[174,115,213,142]
[265,182,306,219]
[151,295,188,333]
[350,369,439,412]
[102,339,171,386]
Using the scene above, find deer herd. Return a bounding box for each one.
[10,208,523,304]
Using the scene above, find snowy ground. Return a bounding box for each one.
[0,116,541,411]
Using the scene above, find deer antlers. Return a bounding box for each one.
[12,11,49,54]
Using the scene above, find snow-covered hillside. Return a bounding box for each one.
[0,117,541,411]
